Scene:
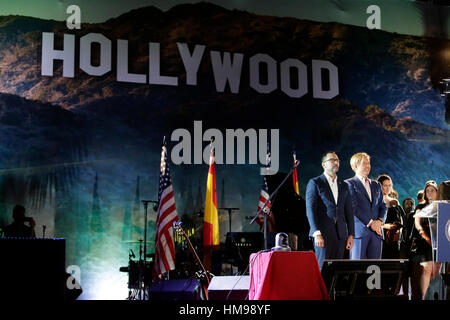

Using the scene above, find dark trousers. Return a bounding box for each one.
[313,230,345,270]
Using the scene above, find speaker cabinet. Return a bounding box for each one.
[0,238,67,300]
[208,275,249,300]
[150,279,202,300]
[321,259,409,300]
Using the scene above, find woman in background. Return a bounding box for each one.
[377,174,404,259]
[410,180,440,300]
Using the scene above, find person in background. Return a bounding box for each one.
[376,174,404,259]
[3,205,36,238]
[389,189,399,200]
[345,152,387,259]
[402,197,415,217]
[417,190,425,206]
[401,197,416,258]
[437,180,450,202]
[400,196,416,297]
[410,180,440,300]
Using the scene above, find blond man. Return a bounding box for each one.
[345,152,387,259]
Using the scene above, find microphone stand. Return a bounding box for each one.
[250,161,300,250]
[141,199,157,300]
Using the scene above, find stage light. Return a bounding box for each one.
[79,270,129,300]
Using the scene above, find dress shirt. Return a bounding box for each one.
[356,174,379,228]
[313,173,338,237]
[356,173,372,202]
[324,172,338,205]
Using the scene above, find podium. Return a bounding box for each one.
[437,202,450,262]
[248,251,329,300]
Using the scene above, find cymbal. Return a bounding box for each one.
[122,240,154,244]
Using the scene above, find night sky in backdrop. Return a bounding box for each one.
[0,0,448,37]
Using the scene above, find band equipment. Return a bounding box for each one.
[173,221,213,300]
[0,237,75,300]
[224,232,264,273]
[321,259,409,300]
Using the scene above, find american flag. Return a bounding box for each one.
[256,145,275,232]
[257,176,272,216]
[153,143,179,279]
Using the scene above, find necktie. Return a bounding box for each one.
[365,178,372,202]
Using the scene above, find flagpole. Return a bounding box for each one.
[263,208,268,250]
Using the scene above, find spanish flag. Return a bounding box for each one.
[203,146,220,251]
[293,151,300,195]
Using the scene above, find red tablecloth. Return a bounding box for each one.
[248,251,329,300]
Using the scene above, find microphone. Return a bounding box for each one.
[173,221,182,228]
[271,232,291,251]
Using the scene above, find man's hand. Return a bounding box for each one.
[346,235,354,250]
[370,220,383,236]
[314,234,325,248]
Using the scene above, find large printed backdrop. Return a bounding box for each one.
[0,3,449,299]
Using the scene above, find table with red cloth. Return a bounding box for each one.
[248,251,329,300]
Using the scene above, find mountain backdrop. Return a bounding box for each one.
[0,2,449,299]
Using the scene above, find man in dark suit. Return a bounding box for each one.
[306,151,355,270]
[345,152,387,259]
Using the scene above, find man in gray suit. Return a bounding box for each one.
[306,151,355,270]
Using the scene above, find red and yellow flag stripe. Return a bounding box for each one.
[203,149,219,247]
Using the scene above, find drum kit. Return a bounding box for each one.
[120,239,155,300]
[119,203,242,300]
[119,200,157,300]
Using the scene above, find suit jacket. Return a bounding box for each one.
[306,174,355,240]
[345,176,387,238]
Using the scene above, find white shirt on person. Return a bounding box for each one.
[313,172,338,237]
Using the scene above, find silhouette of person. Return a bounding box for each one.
[3,205,36,238]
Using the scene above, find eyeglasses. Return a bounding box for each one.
[323,158,340,163]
